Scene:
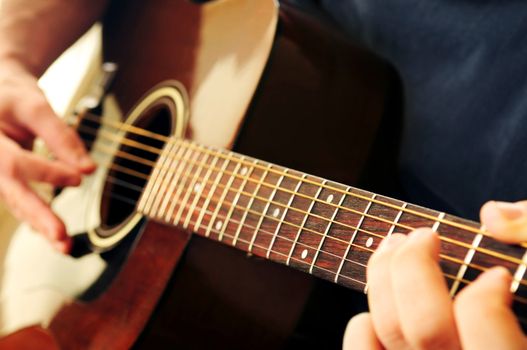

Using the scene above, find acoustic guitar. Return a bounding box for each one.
[0,0,525,349]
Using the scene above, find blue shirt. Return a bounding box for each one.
[313,0,527,219]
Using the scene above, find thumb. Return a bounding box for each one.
[480,200,527,243]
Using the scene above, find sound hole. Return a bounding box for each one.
[99,104,173,233]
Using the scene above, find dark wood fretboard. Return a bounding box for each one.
[137,137,527,309]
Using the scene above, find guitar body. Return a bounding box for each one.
[0,0,391,348]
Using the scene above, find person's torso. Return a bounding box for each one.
[317,0,527,219]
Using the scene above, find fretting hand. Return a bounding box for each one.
[343,200,527,349]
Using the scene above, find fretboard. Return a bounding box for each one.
[137,137,527,308]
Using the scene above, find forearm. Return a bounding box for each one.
[0,0,108,76]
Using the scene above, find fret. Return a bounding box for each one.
[335,193,375,284]
[157,145,201,220]
[438,215,492,291]
[432,212,445,232]
[286,181,325,266]
[193,155,230,232]
[440,216,527,302]
[174,150,211,229]
[437,219,527,302]
[248,169,287,253]
[397,210,470,292]
[183,152,221,229]
[397,204,441,234]
[358,195,410,250]
[511,249,527,293]
[304,183,361,282]
[170,150,210,224]
[150,140,187,216]
[436,211,465,296]
[449,226,483,296]
[348,192,376,248]
[138,140,171,214]
[386,203,407,238]
[266,174,306,259]
[309,190,347,274]
[233,165,281,256]
[248,169,307,261]
[205,159,243,237]
[232,162,271,246]
[396,205,471,292]
[218,158,257,241]
[138,140,172,214]
[141,139,181,215]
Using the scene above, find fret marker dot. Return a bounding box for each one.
[326,194,334,203]
[215,221,223,230]
[194,183,202,193]
[301,249,308,259]
[366,237,374,248]
[272,208,280,218]
[240,167,248,176]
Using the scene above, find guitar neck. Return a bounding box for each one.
[137,137,527,298]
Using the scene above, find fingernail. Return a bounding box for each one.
[495,201,525,221]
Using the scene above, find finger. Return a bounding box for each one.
[19,151,82,187]
[480,201,527,243]
[0,178,71,253]
[391,228,461,350]
[17,94,95,173]
[0,134,81,187]
[455,267,527,350]
[344,313,383,350]
[367,233,409,349]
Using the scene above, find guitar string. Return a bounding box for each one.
[77,123,525,267]
[87,133,520,270]
[83,127,527,274]
[94,178,527,307]
[136,146,522,284]
[99,174,371,273]
[73,112,512,246]
[75,113,527,259]
[88,142,527,289]
[73,114,506,245]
